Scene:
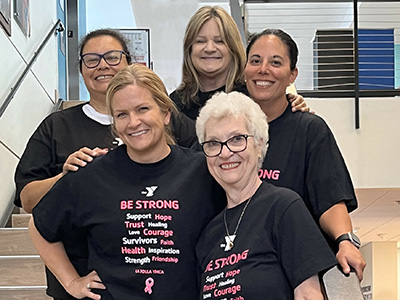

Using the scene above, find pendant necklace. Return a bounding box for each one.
[223,196,253,252]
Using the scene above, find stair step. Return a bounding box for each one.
[0,256,46,286]
[12,214,31,228]
[0,288,50,300]
[0,229,37,255]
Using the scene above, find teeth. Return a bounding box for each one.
[96,75,112,80]
[129,130,147,137]
[221,163,239,169]
[256,81,273,86]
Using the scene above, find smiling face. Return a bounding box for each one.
[111,84,171,163]
[81,35,129,100]
[191,19,232,85]
[204,115,260,191]
[244,35,298,106]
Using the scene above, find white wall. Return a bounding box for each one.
[309,97,400,189]
[0,1,58,224]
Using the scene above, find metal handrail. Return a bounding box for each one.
[0,19,64,118]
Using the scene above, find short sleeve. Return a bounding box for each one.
[276,198,337,288]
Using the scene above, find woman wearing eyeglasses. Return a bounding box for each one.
[195,91,336,300]
[14,29,132,300]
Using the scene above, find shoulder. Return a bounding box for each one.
[41,104,86,125]
[252,183,307,218]
[257,182,301,204]
[276,108,332,137]
[169,89,184,108]
[171,144,205,162]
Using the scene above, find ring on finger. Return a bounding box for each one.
[87,282,91,290]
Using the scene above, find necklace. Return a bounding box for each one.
[223,197,252,252]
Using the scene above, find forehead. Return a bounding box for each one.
[250,35,288,57]
[198,18,221,35]
[205,115,248,137]
[83,35,123,53]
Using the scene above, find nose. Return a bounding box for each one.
[97,56,109,69]
[127,113,141,127]
[219,144,233,158]
[204,40,216,52]
[258,61,270,74]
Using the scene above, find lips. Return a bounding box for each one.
[201,57,221,60]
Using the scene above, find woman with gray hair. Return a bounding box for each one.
[195,91,336,299]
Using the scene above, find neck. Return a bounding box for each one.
[199,75,226,92]
[89,94,108,115]
[256,95,288,123]
[224,177,262,209]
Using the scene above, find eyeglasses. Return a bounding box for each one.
[80,50,127,69]
[201,134,254,157]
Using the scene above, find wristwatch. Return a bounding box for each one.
[335,232,361,249]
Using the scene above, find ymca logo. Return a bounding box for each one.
[141,186,158,197]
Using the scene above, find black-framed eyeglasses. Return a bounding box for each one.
[201,134,254,157]
[80,50,127,69]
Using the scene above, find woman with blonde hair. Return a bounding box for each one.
[29,64,224,300]
[170,6,309,147]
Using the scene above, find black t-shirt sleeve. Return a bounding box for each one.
[305,117,358,217]
[275,197,337,288]
[14,117,56,207]
[32,174,79,243]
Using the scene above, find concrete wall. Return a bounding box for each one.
[0,1,58,224]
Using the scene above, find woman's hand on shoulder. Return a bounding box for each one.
[66,270,105,300]
[62,147,109,175]
[287,93,315,114]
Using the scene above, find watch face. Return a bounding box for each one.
[350,232,361,247]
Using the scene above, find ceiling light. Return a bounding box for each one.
[377,233,388,239]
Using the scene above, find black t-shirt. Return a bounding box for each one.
[169,84,248,121]
[169,85,248,149]
[14,104,117,299]
[14,104,117,207]
[196,182,337,300]
[261,104,357,219]
[33,145,225,300]
[261,105,358,249]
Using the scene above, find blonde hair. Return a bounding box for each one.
[106,64,177,145]
[196,92,269,168]
[178,6,246,107]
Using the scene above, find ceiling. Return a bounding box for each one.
[351,188,400,247]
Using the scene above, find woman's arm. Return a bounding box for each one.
[28,217,105,299]
[319,202,366,281]
[21,147,108,212]
[294,274,323,300]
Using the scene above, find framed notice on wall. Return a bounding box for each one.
[117,29,150,68]
[0,0,11,36]
[14,0,30,37]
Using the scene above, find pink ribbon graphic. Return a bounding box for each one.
[144,277,154,294]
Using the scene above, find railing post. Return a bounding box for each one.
[0,19,64,118]
[354,0,360,129]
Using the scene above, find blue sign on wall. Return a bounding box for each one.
[358,29,394,89]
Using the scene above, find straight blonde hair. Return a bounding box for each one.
[178,6,246,107]
[106,64,177,145]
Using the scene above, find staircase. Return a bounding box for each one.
[0,212,50,299]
